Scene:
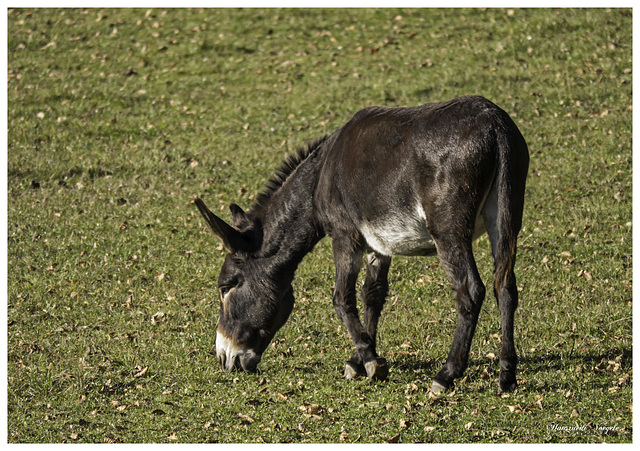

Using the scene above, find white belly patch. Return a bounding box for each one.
[359,205,436,256]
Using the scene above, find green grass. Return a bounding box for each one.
[7,8,632,443]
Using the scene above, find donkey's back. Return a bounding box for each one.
[314,95,527,258]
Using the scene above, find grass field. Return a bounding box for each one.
[6,8,632,443]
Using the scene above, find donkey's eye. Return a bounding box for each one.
[219,279,239,298]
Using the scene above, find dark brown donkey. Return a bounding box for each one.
[195,95,529,392]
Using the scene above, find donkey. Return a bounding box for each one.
[195,95,529,393]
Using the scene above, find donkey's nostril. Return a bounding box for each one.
[239,351,261,372]
[217,349,242,373]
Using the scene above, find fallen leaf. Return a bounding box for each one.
[151,311,165,325]
[578,270,593,280]
[299,404,323,415]
[167,433,178,441]
[617,373,630,386]
[299,403,323,419]
[507,404,523,414]
[386,433,400,443]
[237,413,254,424]
[133,365,148,378]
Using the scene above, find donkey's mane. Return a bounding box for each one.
[252,135,329,211]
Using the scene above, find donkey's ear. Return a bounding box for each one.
[195,198,249,252]
[229,203,249,229]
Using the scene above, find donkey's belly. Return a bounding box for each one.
[359,205,490,257]
[359,205,437,257]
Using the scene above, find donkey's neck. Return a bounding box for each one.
[250,144,325,270]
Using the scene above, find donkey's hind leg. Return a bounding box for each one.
[483,206,519,392]
[431,237,486,393]
[345,252,391,380]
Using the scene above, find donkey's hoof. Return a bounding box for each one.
[364,357,389,381]
[499,372,517,392]
[344,361,366,380]
[430,379,449,394]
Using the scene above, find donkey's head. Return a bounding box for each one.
[195,198,295,373]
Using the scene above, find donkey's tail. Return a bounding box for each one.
[493,119,529,295]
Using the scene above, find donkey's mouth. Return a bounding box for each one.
[216,331,262,373]
[218,350,261,373]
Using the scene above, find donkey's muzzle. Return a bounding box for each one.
[216,331,261,373]
[217,350,261,373]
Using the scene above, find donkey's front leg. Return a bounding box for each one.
[345,252,392,379]
[332,238,388,380]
